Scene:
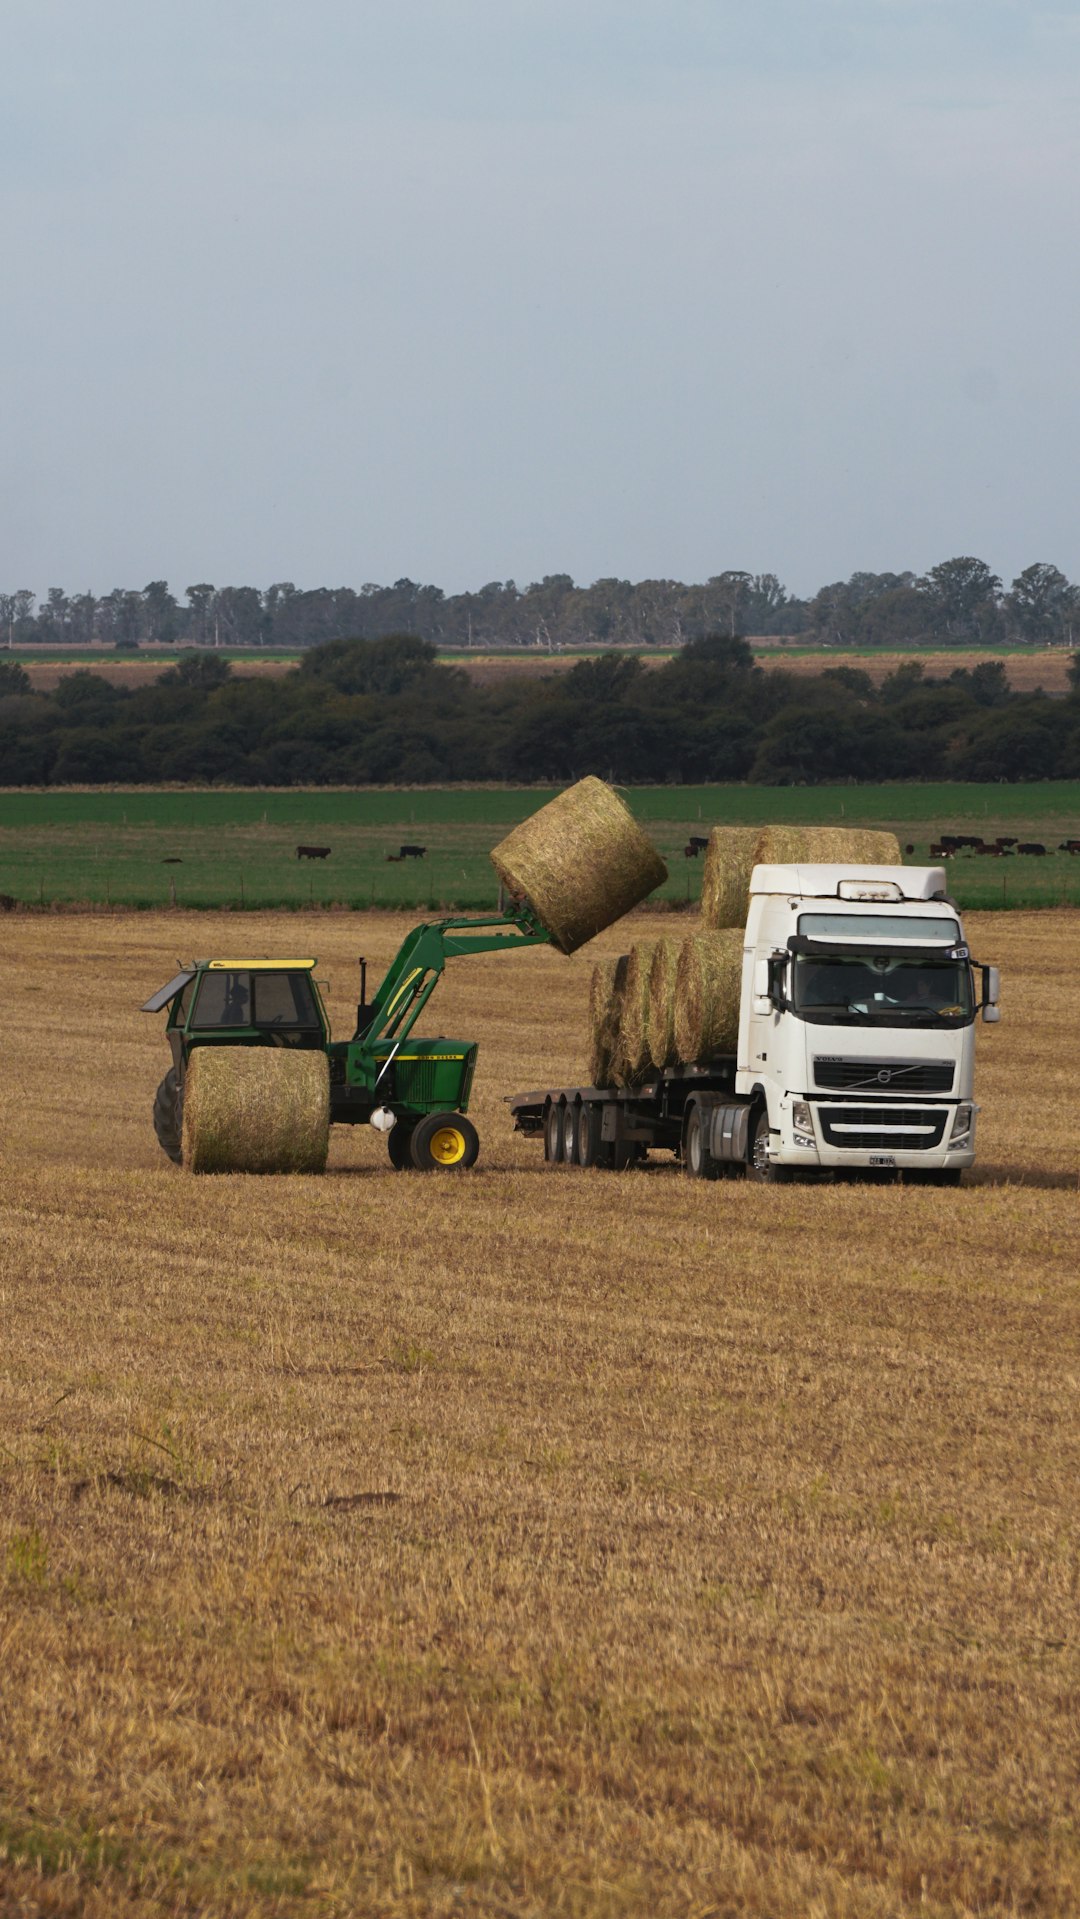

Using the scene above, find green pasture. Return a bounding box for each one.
[1,784,1079,912]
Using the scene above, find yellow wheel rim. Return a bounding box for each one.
[430,1125,467,1166]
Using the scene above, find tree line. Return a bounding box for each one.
[2,633,1080,788]
[2,556,1078,652]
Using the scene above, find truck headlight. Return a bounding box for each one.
[949,1103,973,1147]
[791,1099,815,1147]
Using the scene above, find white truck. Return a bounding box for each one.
[510,863,1000,1185]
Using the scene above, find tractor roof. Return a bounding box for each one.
[202,958,318,970]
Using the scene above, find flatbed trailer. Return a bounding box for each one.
[509,1061,751,1178]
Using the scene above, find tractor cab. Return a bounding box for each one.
[143,959,330,1075]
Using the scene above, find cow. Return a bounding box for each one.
[1017,842,1047,856]
[684,842,701,859]
[398,844,426,859]
[929,842,952,860]
[1058,840,1080,854]
[296,845,331,860]
[162,856,183,864]
[996,837,1018,849]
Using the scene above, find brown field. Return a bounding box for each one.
[19,645,1075,695]
[2,908,1078,1917]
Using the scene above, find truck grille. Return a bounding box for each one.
[814,1058,954,1094]
[818,1105,949,1151]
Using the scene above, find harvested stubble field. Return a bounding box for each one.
[1,907,1078,1918]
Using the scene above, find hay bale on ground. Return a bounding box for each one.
[673,930,745,1063]
[587,953,629,1088]
[701,824,903,930]
[491,776,667,955]
[182,1048,330,1174]
[619,939,661,1081]
[646,937,683,1070]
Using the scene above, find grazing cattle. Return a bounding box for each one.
[684,842,700,859]
[996,837,1018,848]
[398,844,426,859]
[688,835,709,851]
[976,842,1005,856]
[1058,840,1080,854]
[929,842,952,860]
[296,845,331,861]
[938,834,961,848]
[1017,842,1047,856]
[162,856,183,864]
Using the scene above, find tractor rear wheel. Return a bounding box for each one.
[409,1112,479,1172]
[153,1067,183,1165]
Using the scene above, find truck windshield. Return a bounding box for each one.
[190,970,322,1029]
[791,954,974,1027]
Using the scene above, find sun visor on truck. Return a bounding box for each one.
[141,970,196,1013]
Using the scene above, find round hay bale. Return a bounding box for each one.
[587,953,629,1088]
[700,826,760,931]
[701,824,903,929]
[673,930,745,1063]
[646,936,683,1070]
[182,1047,330,1175]
[619,940,660,1080]
[490,776,668,955]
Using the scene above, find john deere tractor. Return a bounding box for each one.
[142,906,551,1171]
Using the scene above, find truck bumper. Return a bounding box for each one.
[771,1097,976,1172]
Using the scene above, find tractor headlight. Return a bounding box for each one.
[949,1103,973,1147]
[791,1099,816,1148]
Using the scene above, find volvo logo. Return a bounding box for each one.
[877,1068,893,1084]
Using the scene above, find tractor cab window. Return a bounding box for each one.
[189,969,321,1030]
[191,970,252,1028]
[253,972,321,1028]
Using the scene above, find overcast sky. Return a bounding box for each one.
[2,0,1078,600]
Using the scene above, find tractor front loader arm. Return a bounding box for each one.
[358,906,551,1049]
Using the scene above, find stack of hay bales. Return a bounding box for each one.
[583,818,904,1087]
[491,776,668,955]
[701,824,901,930]
[182,1048,330,1174]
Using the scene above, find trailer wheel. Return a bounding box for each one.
[153,1067,183,1165]
[684,1105,720,1180]
[543,1101,565,1164]
[576,1102,602,1167]
[561,1100,581,1164]
[746,1107,789,1184]
[387,1123,415,1170]
[409,1112,479,1171]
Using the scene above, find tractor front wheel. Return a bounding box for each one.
[153,1067,183,1165]
[409,1112,479,1172]
[386,1122,415,1170]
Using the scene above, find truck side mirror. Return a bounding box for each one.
[752,957,773,1016]
[981,964,1001,1022]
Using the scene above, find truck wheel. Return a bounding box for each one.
[387,1123,415,1170]
[409,1112,479,1171]
[153,1068,183,1165]
[561,1100,581,1164]
[576,1102,602,1167]
[684,1105,720,1180]
[543,1101,565,1164]
[746,1107,789,1184]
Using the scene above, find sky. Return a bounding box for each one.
[1,0,1079,601]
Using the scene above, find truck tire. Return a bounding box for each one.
[684,1105,720,1180]
[561,1100,580,1164]
[576,1102,602,1167]
[387,1123,415,1170]
[746,1107,789,1184]
[543,1101,565,1164]
[409,1112,479,1171]
[153,1067,183,1165]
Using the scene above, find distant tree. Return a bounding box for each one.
[185,583,217,646]
[142,581,179,645]
[161,650,232,690]
[298,633,447,698]
[0,659,30,694]
[1003,564,1078,646]
[918,557,1002,643]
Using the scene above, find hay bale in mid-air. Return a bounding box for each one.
[673,930,745,1063]
[491,776,668,955]
[182,1047,330,1174]
[645,936,684,1070]
[587,953,629,1088]
[701,824,903,930]
[618,939,662,1080]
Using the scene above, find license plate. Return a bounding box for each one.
[869,1154,896,1167]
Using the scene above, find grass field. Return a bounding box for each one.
[2,783,1080,913]
[1,907,1077,1916]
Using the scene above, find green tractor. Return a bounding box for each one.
[142,906,552,1171]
